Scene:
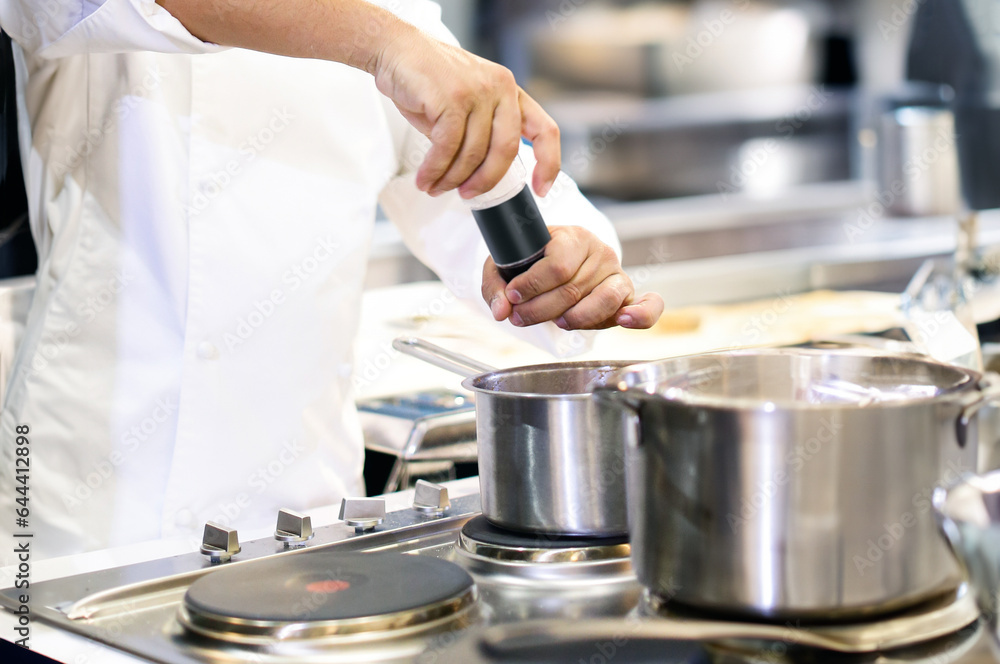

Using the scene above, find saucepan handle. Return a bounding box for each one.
[955,373,1000,449]
[391,337,498,379]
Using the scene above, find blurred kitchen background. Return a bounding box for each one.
[366,0,1000,312]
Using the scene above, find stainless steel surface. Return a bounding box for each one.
[0,494,645,664]
[877,107,961,217]
[177,588,479,645]
[339,498,387,533]
[273,508,314,544]
[439,622,986,664]
[412,480,450,515]
[547,88,851,200]
[642,586,979,652]
[935,470,1000,660]
[2,489,996,662]
[393,337,636,537]
[465,358,639,537]
[437,587,978,658]
[357,389,476,493]
[598,348,994,620]
[200,523,241,563]
[456,532,631,569]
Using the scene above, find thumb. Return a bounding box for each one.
[615,291,664,329]
[482,258,512,321]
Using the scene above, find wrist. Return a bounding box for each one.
[347,8,418,77]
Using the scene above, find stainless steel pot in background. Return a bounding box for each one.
[877,106,961,217]
[597,348,997,621]
[392,338,637,537]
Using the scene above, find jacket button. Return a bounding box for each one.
[196,342,220,360]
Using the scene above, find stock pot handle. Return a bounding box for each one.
[592,387,645,448]
[956,374,1000,448]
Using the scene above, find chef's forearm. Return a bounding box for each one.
[154,0,414,74]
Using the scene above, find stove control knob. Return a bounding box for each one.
[274,508,315,544]
[412,480,450,516]
[200,522,241,563]
[339,498,385,533]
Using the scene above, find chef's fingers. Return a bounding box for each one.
[458,93,522,199]
[504,226,590,305]
[482,257,513,321]
[614,292,664,329]
[554,273,634,330]
[519,89,560,198]
[416,109,469,195]
[507,250,606,327]
[428,100,500,196]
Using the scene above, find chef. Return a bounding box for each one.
[0,0,663,564]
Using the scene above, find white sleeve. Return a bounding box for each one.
[378,130,622,358]
[0,0,225,59]
[0,0,454,60]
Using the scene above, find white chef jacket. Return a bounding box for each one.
[0,0,621,563]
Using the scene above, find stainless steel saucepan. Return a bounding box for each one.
[596,347,1000,621]
[392,337,637,537]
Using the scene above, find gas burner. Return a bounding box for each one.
[454,516,632,580]
[179,550,477,645]
[638,585,980,653]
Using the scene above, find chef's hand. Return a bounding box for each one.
[372,24,560,199]
[482,227,664,330]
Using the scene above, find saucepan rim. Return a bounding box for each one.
[460,359,644,399]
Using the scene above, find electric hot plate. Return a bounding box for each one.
[453,516,634,583]
[179,550,477,644]
[458,516,630,563]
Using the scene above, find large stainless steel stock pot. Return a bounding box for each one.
[393,337,637,537]
[596,347,998,620]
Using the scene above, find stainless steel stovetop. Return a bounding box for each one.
[0,490,996,663]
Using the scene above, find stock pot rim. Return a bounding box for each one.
[605,347,983,412]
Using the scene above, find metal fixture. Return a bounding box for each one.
[273,508,314,544]
[199,522,240,563]
[412,480,450,515]
[339,497,386,533]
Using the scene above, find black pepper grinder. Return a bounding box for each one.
[469,156,551,282]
